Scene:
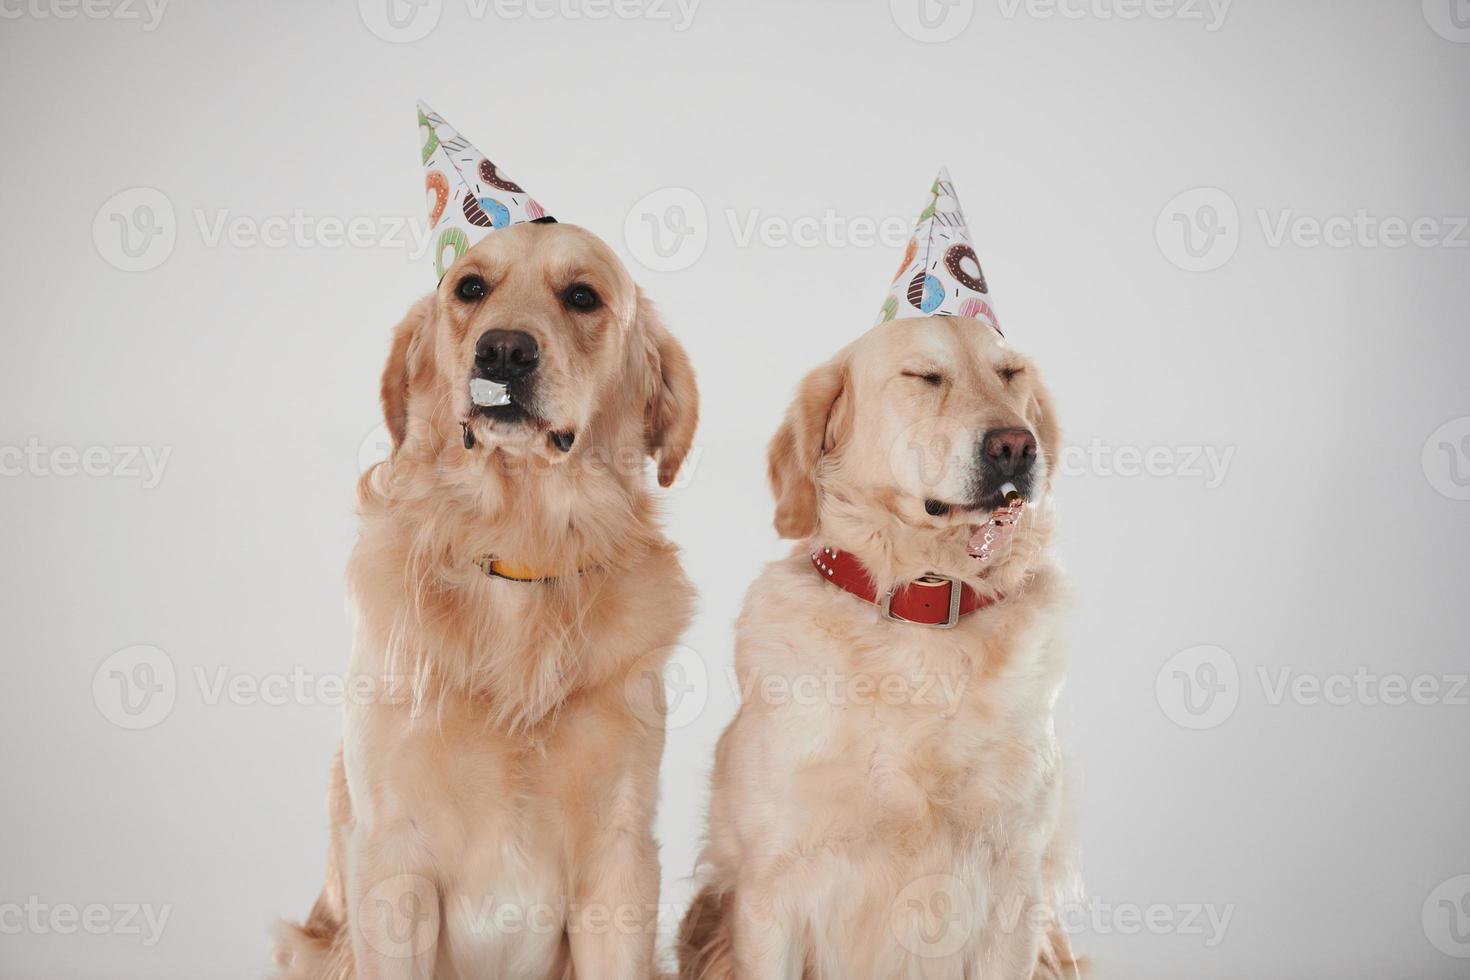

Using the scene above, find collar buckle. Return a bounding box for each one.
[881,573,963,629]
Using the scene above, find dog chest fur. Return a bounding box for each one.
[709,555,1069,977]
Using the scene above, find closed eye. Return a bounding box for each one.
[901,370,945,386]
[999,365,1024,383]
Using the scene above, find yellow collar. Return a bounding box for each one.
[475,556,576,583]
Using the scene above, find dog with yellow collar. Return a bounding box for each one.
[274,104,699,980]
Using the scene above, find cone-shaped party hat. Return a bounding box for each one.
[878,168,1000,334]
[418,101,551,280]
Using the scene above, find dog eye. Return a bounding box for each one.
[902,371,945,386]
[564,284,601,312]
[999,365,1024,383]
[456,275,486,302]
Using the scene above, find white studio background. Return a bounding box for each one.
[1,1,1468,977]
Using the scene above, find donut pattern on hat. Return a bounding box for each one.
[877,168,1001,335]
[417,100,554,280]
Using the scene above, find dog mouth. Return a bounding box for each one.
[924,479,1032,518]
[473,402,534,425]
[464,404,576,455]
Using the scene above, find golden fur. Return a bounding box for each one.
[274,222,698,980]
[678,317,1086,980]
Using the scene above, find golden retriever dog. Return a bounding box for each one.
[273,220,698,980]
[678,315,1085,980]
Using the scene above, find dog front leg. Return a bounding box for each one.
[732,876,803,980]
[568,827,659,980]
[347,828,440,980]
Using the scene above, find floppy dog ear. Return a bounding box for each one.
[637,292,699,487]
[380,297,433,451]
[768,353,851,539]
[1026,374,1062,491]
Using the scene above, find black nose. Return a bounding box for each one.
[981,427,1038,478]
[474,329,539,381]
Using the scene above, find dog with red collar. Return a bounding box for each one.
[679,172,1085,980]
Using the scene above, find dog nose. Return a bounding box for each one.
[981,428,1038,477]
[475,329,539,380]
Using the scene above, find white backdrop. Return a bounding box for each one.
[1,0,1468,977]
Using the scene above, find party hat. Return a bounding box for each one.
[417,101,551,280]
[878,168,1000,334]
